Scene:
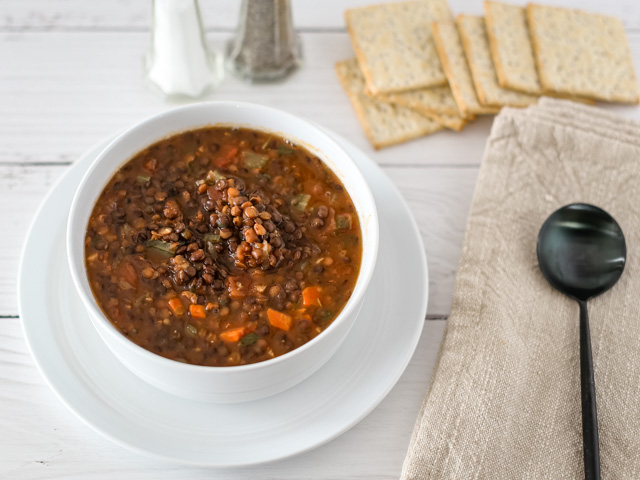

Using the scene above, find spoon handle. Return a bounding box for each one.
[578,300,601,480]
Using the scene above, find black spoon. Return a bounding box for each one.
[537,203,626,480]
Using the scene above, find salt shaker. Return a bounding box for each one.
[226,0,302,82]
[145,0,223,97]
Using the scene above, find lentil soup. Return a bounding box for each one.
[85,127,362,367]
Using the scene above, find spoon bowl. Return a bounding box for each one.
[537,203,626,301]
[537,203,626,480]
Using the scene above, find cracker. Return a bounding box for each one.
[457,15,538,108]
[420,110,469,131]
[376,85,461,117]
[345,0,453,94]
[431,21,499,116]
[527,4,639,104]
[335,59,443,149]
[484,1,541,95]
[373,84,471,130]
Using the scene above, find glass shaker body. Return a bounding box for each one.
[226,0,302,82]
[145,0,223,97]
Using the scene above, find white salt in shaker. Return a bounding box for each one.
[145,0,222,97]
[226,0,302,82]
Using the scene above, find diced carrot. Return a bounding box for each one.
[302,286,322,307]
[227,276,247,299]
[144,157,157,172]
[189,304,206,319]
[224,146,239,159]
[214,146,239,168]
[168,297,185,316]
[118,261,139,289]
[267,308,292,331]
[220,327,246,343]
[214,157,231,168]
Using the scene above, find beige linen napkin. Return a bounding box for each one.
[402,98,640,479]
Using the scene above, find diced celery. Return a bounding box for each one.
[206,169,226,184]
[336,213,352,230]
[145,239,175,256]
[243,150,269,169]
[240,332,259,346]
[291,193,311,211]
[203,233,222,243]
[276,146,295,155]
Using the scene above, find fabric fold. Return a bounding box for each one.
[401,98,640,479]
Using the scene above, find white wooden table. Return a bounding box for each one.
[2,1,640,478]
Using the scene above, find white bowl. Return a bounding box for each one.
[67,102,379,403]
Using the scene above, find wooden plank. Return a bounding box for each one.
[3,30,640,168]
[0,164,477,317]
[2,0,640,31]
[0,30,502,167]
[0,165,65,317]
[0,317,445,479]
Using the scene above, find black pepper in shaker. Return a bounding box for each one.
[226,0,302,82]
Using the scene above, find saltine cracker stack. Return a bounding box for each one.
[336,0,639,149]
[376,87,460,117]
[457,14,538,108]
[375,88,471,131]
[431,21,500,117]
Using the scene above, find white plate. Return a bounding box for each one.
[18,131,428,467]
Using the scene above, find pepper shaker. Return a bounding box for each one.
[145,0,223,97]
[226,0,302,82]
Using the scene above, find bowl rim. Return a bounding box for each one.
[67,101,379,372]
